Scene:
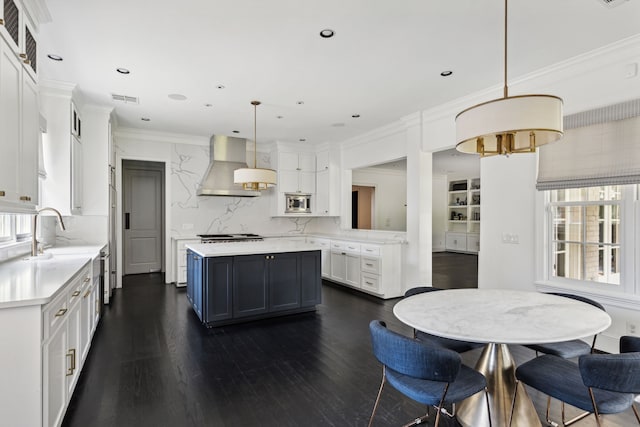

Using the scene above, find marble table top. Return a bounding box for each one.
[393,289,611,345]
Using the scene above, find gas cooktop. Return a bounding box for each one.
[197,233,263,243]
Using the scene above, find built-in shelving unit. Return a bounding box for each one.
[446,178,480,253]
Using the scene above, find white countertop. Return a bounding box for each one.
[186,241,321,257]
[0,245,105,309]
[393,289,612,345]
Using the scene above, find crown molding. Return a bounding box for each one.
[114,127,209,146]
[40,80,76,98]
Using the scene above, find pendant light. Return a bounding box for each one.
[455,0,563,157]
[233,101,277,191]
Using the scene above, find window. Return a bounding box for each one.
[0,214,32,245]
[546,185,637,292]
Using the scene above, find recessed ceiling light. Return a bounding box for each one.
[320,29,335,38]
[47,54,63,61]
[204,103,213,107]
[297,101,304,105]
[440,70,453,77]
[232,130,240,134]
[116,68,130,74]
[141,117,151,122]
[352,114,360,118]
[216,85,225,89]
[168,93,187,101]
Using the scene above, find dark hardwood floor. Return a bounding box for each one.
[62,274,636,427]
[432,252,478,289]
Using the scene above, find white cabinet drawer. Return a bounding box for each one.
[330,241,346,251]
[361,273,380,293]
[308,237,330,248]
[43,291,68,340]
[361,256,380,274]
[361,244,380,257]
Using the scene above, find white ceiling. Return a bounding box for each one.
[38,0,640,146]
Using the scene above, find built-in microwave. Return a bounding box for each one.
[285,193,311,213]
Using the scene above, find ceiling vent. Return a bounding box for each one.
[111,93,139,104]
[597,0,629,8]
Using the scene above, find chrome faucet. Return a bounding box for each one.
[32,207,66,256]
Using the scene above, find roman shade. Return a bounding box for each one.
[536,99,640,190]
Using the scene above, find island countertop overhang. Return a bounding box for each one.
[185,241,321,257]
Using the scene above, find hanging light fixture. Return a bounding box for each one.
[455,0,563,157]
[234,101,277,190]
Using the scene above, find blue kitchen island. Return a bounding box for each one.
[185,241,322,327]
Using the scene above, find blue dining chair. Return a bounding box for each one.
[403,287,484,353]
[368,320,492,427]
[525,292,606,358]
[510,336,640,426]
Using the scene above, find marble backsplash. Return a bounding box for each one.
[170,143,340,237]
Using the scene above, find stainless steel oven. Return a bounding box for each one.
[285,193,311,213]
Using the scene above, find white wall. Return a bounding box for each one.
[352,167,407,231]
[432,174,447,251]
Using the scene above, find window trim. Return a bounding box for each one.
[535,185,640,310]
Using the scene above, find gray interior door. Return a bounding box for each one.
[123,160,164,275]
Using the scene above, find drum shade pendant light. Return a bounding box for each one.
[234,101,277,191]
[455,0,563,157]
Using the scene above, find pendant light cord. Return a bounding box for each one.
[503,0,509,98]
[251,100,260,169]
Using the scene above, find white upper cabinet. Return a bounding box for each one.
[277,151,316,194]
[0,33,37,211]
[40,86,85,215]
[0,0,38,79]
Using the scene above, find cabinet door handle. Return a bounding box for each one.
[0,191,5,197]
[341,252,346,255]
[84,290,91,298]
[66,350,74,376]
[72,290,81,297]
[19,53,27,59]
[0,18,4,25]
[55,308,68,317]
[19,196,31,201]
[124,213,130,229]
[83,277,91,283]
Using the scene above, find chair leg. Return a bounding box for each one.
[545,396,553,425]
[632,403,640,424]
[434,383,451,427]
[588,388,603,427]
[368,367,386,427]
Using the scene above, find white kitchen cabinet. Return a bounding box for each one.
[42,263,93,427]
[445,232,467,252]
[0,0,21,53]
[277,151,316,194]
[0,33,38,211]
[41,85,86,215]
[307,236,330,277]
[71,135,83,213]
[172,237,200,286]
[325,238,402,299]
[43,309,68,427]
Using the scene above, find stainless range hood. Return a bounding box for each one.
[197,135,261,197]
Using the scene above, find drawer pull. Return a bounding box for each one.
[83,277,91,283]
[0,191,5,196]
[19,196,31,201]
[55,308,68,317]
[83,290,91,298]
[366,263,374,267]
[19,53,27,59]
[365,281,374,285]
[72,290,81,297]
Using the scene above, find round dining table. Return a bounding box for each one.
[393,288,611,427]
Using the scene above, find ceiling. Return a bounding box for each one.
[38,0,640,146]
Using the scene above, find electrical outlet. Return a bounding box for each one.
[627,321,638,335]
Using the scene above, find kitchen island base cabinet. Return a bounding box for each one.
[187,250,321,327]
